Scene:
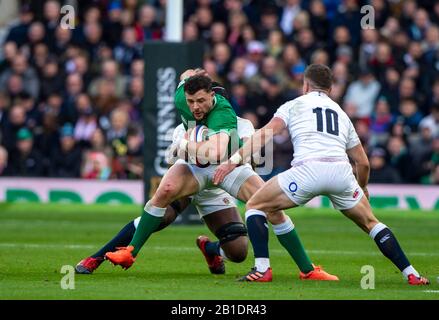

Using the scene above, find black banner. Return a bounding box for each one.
[2,300,431,319]
[143,41,204,223]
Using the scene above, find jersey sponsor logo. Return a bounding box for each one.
[288,182,298,193]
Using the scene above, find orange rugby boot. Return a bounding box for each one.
[105,246,136,270]
[300,264,339,281]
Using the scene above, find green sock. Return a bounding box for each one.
[276,228,314,274]
[129,209,164,257]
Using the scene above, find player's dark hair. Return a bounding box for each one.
[184,75,213,94]
[304,64,333,91]
[212,81,229,99]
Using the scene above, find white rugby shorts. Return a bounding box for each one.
[277,158,363,210]
[174,159,257,199]
[191,188,237,217]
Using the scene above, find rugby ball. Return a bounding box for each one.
[189,125,209,142]
[189,125,209,167]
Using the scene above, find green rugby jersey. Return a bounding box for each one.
[174,79,242,153]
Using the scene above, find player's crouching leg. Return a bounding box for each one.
[215,222,248,263]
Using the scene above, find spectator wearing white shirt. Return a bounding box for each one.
[344,69,381,119]
[73,94,97,146]
[419,103,439,137]
[280,0,301,36]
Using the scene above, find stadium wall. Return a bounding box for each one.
[0,178,143,205]
[0,178,438,210]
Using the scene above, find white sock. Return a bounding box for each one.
[133,216,141,229]
[245,209,267,220]
[219,248,228,261]
[255,258,270,272]
[144,201,166,217]
[272,216,295,235]
[402,265,420,279]
[369,222,387,239]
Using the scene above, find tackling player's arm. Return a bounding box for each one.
[181,131,230,163]
[166,123,191,165]
[212,117,286,185]
[346,143,370,199]
[180,68,209,81]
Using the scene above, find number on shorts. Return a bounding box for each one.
[312,107,339,136]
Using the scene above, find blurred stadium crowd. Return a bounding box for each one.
[0,0,438,184]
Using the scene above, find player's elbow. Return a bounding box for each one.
[358,158,370,172]
[355,158,370,187]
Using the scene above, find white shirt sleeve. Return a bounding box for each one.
[273,102,291,127]
[237,117,255,139]
[166,124,186,165]
[172,124,186,143]
[346,119,361,150]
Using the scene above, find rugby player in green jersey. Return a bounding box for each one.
[106,69,337,282]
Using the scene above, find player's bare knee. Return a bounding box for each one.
[222,237,248,263]
[155,183,179,204]
[163,182,178,195]
[215,221,248,262]
[228,249,247,263]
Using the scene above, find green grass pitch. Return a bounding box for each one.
[0,203,438,300]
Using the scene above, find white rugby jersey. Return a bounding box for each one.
[273,91,360,164]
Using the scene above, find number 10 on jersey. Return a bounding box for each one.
[313,107,339,136]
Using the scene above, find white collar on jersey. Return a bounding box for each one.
[307,90,329,97]
[211,95,217,110]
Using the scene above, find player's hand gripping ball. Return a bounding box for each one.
[189,125,210,168]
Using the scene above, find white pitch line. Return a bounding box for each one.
[423,290,439,293]
[0,243,438,257]
[305,249,439,257]
[0,243,95,249]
